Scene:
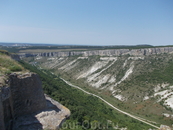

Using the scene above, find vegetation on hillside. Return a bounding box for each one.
[35,53,173,127]
[0,50,24,75]
[19,60,153,130]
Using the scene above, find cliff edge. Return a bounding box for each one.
[0,73,70,130]
[19,46,173,58]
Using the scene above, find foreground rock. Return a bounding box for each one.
[0,73,70,130]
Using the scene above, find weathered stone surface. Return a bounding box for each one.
[10,73,47,117]
[13,95,70,130]
[0,73,70,130]
[2,87,14,129]
[0,91,5,130]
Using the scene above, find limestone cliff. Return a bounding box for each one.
[19,46,173,58]
[0,73,70,130]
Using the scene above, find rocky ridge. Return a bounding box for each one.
[19,47,173,58]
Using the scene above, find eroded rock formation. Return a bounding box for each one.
[19,47,173,58]
[0,73,70,130]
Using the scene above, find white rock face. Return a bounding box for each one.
[77,57,88,59]
[164,95,173,109]
[77,61,107,79]
[121,64,134,82]
[108,75,116,83]
[154,90,169,98]
[60,59,78,71]
[87,59,117,83]
[154,83,169,92]
[91,74,110,88]
[123,59,128,68]
[35,56,42,60]
[77,57,117,80]
[47,57,56,60]
[113,94,126,101]
[143,96,150,101]
[169,86,173,89]
[100,57,117,61]
[110,63,134,91]
[154,85,161,92]
[154,87,173,109]
[128,57,144,60]
[162,113,171,118]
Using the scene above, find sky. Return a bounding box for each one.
[0,0,173,46]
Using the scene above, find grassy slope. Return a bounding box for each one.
[0,50,25,74]
[0,50,26,86]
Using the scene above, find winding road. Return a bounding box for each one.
[61,78,159,129]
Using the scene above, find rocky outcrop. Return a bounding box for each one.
[159,125,172,130]
[0,92,5,130]
[19,47,173,58]
[35,95,70,130]
[10,73,47,118]
[13,94,70,130]
[10,54,21,61]
[0,73,70,130]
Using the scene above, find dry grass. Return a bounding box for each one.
[0,53,28,86]
[0,53,25,75]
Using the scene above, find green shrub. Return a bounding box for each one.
[9,65,22,71]
[4,70,12,74]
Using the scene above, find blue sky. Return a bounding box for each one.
[0,0,173,46]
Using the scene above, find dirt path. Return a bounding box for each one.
[61,78,159,129]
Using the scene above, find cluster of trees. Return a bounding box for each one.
[19,61,152,130]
